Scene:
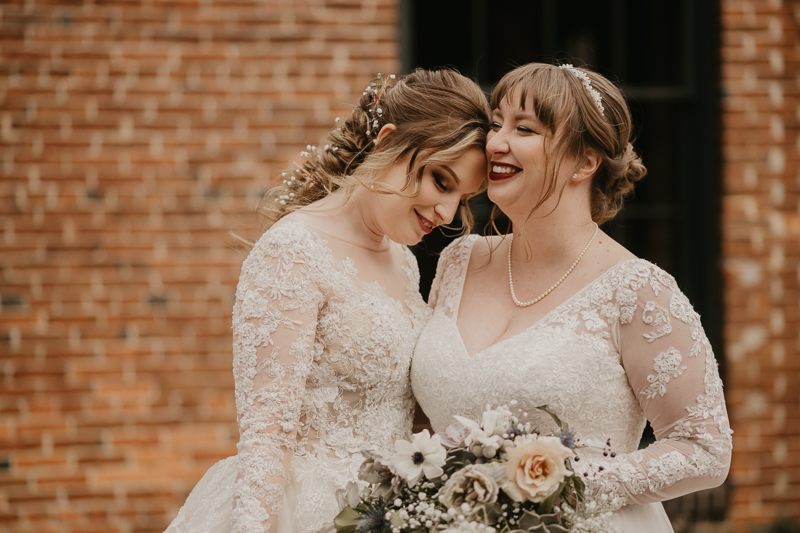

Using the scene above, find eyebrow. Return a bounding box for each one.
[494,101,536,119]
[440,165,460,186]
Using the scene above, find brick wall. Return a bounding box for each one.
[0,2,400,532]
[4,0,800,531]
[721,0,800,528]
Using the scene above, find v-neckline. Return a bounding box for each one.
[448,237,640,359]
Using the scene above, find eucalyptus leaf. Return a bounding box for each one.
[333,506,360,533]
[537,479,568,515]
[573,475,585,502]
[517,510,565,531]
[527,524,570,533]
[444,448,475,474]
[535,406,568,432]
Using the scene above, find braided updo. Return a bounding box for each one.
[489,63,647,225]
[258,69,491,230]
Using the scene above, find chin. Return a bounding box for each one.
[487,186,514,210]
[387,230,421,246]
[399,235,423,246]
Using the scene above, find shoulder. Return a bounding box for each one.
[437,234,483,272]
[241,220,332,283]
[427,234,481,310]
[609,259,680,295]
[253,220,328,258]
[235,221,328,314]
[606,259,693,325]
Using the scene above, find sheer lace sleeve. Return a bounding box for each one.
[230,227,326,533]
[428,235,478,315]
[582,263,733,510]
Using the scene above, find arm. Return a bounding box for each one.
[582,266,732,509]
[230,232,325,533]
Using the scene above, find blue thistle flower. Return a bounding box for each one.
[507,422,527,438]
[356,501,391,533]
[559,430,575,449]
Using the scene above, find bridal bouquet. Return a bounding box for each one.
[334,404,615,533]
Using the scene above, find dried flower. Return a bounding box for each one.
[359,449,392,484]
[438,463,505,512]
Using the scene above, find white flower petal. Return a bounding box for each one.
[394,439,414,455]
[421,462,444,480]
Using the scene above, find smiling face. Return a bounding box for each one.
[486,87,594,225]
[486,92,569,219]
[367,148,487,245]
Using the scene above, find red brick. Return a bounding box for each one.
[0,1,400,531]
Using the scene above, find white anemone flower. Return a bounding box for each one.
[389,429,447,486]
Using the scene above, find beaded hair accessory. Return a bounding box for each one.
[363,72,396,138]
[273,73,397,205]
[559,64,604,116]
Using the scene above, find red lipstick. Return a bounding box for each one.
[489,162,521,182]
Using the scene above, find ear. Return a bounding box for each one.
[374,123,397,146]
[571,148,602,182]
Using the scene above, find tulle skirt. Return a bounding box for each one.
[163,453,362,533]
[610,502,674,533]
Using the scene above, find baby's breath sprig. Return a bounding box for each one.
[362,72,396,139]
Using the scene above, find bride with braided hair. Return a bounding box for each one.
[164,69,490,533]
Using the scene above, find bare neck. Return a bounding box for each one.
[302,188,390,252]
[509,202,596,268]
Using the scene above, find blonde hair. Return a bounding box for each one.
[489,62,647,226]
[259,69,491,232]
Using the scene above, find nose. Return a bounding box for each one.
[434,196,461,225]
[486,128,508,156]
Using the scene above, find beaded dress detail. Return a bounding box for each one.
[165,221,429,533]
[411,236,732,532]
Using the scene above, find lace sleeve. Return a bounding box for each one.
[428,235,478,314]
[230,228,325,533]
[582,264,733,510]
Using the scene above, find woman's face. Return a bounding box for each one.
[485,92,569,217]
[368,147,487,245]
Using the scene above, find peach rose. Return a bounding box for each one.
[503,436,573,503]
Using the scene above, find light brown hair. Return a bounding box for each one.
[490,62,647,226]
[258,69,491,232]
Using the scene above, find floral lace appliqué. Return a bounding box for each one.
[642,301,672,342]
[642,347,687,399]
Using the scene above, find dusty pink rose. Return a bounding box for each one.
[503,436,573,503]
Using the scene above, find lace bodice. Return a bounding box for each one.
[411,236,732,512]
[231,221,429,533]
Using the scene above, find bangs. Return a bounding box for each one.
[490,65,575,134]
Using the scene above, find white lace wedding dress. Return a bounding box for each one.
[164,220,430,533]
[411,236,732,532]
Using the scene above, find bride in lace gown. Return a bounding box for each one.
[164,69,490,533]
[411,63,732,532]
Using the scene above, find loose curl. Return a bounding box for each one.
[258,69,491,232]
[489,62,647,226]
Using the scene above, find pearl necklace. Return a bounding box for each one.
[507,222,599,307]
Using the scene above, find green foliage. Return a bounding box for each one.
[536,405,568,432]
